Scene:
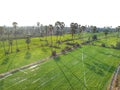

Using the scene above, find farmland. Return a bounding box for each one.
[0,24,120,90]
[0,32,118,73]
[0,45,120,90]
[1,0,120,89]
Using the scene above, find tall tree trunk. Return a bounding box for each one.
[51,31,53,52]
[46,33,48,45]
[27,44,29,50]
[15,28,19,52]
[8,30,10,53]
[2,40,6,55]
[15,38,18,50]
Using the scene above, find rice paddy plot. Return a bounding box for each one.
[0,45,120,90]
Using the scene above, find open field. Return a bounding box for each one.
[0,31,120,90]
[1,0,120,89]
[0,32,100,73]
[0,45,120,90]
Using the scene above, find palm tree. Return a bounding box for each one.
[55,21,65,46]
[37,22,41,39]
[60,22,65,42]
[9,39,13,53]
[55,21,61,43]
[78,25,82,38]
[70,23,75,40]
[7,27,13,53]
[0,26,7,55]
[49,25,54,47]
[70,23,78,42]
[25,35,31,50]
[2,38,7,55]
[81,26,86,40]
[12,22,19,52]
[92,26,97,33]
[116,26,120,38]
[116,26,120,46]
[45,25,48,45]
[0,27,3,39]
[104,29,108,39]
[49,24,56,56]
[40,24,43,37]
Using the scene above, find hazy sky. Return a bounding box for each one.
[0,0,120,27]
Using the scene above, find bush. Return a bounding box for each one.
[76,43,81,47]
[91,43,95,46]
[116,42,120,49]
[73,43,80,48]
[52,51,56,56]
[101,43,106,47]
[92,35,97,41]
[5,50,9,55]
[16,49,20,52]
[111,44,115,49]
[56,40,61,44]
[61,49,66,54]
[65,46,72,51]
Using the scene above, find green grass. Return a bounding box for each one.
[94,37,120,47]
[0,45,120,90]
[0,32,118,74]
[0,33,89,73]
[0,34,72,73]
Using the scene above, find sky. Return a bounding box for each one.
[0,0,120,27]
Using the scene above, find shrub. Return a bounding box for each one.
[56,40,61,44]
[91,42,94,45]
[116,42,120,49]
[5,50,9,55]
[16,49,20,52]
[65,46,72,51]
[52,51,56,56]
[76,43,81,47]
[73,43,80,48]
[61,49,66,54]
[111,44,115,49]
[92,35,97,41]
[101,43,106,47]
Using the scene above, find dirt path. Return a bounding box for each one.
[0,47,76,79]
[108,64,120,90]
[0,56,51,78]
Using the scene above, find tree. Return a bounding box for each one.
[81,26,86,41]
[0,26,7,55]
[45,25,48,45]
[116,26,120,38]
[104,29,109,39]
[49,24,56,56]
[116,42,120,49]
[60,22,65,41]
[55,21,65,44]
[25,35,31,50]
[92,34,97,41]
[55,21,61,43]
[49,24,54,47]
[7,28,13,53]
[78,25,82,38]
[0,27,3,36]
[12,22,19,52]
[92,26,97,33]
[40,24,43,37]
[8,39,13,53]
[37,22,41,39]
[103,27,109,45]
[0,26,3,43]
[70,23,78,42]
